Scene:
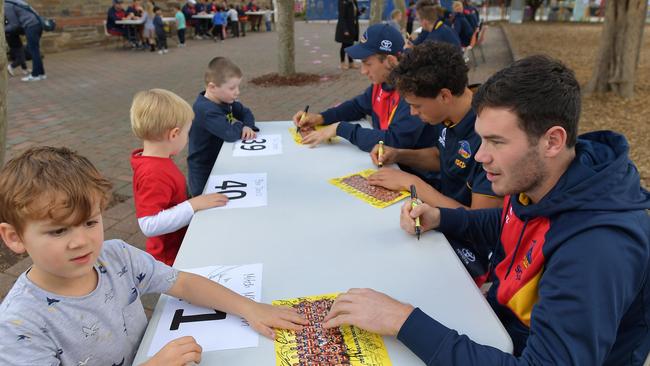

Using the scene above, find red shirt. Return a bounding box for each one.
[131,149,188,265]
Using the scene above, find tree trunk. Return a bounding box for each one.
[277,0,295,76]
[584,0,647,98]
[370,0,384,25]
[0,0,8,166]
[393,0,406,29]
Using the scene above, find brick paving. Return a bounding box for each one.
[1,22,513,309]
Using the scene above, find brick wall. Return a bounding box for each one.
[27,0,273,53]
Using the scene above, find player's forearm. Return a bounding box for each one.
[395,148,440,171]
[167,272,256,317]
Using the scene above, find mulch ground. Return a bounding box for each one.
[502,22,650,189]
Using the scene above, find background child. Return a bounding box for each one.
[264,5,272,32]
[173,3,186,47]
[143,1,157,51]
[388,9,403,32]
[211,5,226,41]
[0,146,306,365]
[187,56,257,197]
[153,6,168,54]
[131,88,227,265]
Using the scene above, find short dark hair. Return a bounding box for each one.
[472,55,581,147]
[390,42,468,98]
[204,56,242,86]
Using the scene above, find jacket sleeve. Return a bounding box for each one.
[320,85,373,126]
[437,207,502,256]
[4,4,20,33]
[232,102,256,129]
[336,99,427,152]
[338,0,350,33]
[203,109,244,142]
[397,226,647,365]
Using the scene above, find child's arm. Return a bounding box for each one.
[140,336,202,366]
[166,272,308,339]
[232,102,256,129]
[138,193,228,237]
[204,109,245,142]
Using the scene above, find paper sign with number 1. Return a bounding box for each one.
[232,134,282,157]
[204,173,268,209]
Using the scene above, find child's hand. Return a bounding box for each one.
[292,110,324,129]
[143,336,202,366]
[243,303,309,339]
[241,126,257,140]
[188,193,228,212]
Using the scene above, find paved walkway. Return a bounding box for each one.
[1,22,513,310]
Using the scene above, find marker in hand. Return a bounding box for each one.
[410,184,421,240]
[378,141,384,168]
[297,105,309,134]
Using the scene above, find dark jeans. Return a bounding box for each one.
[6,32,27,69]
[157,34,167,50]
[340,41,353,63]
[25,24,44,76]
[230,21,239,37]
[211,25,224,40]
[178,28,186,44]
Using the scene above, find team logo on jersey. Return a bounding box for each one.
[438,128,447,148]
[521,240,536,269]
[456,248,476,264]
[458,140,471,159]
[455,159,466,169]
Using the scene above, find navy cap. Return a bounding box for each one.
[345,24,405,60]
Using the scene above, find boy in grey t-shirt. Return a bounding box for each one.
[0,146,307,365]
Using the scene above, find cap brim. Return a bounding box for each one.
[344,44,375,60]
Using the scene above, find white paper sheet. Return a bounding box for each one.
[233,134,282,157]
[204,173,268,209]
[147,264,263,356]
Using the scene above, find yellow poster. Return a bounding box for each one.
[329,169,409,208]
[289,126,339,145]
[273,294,392,366]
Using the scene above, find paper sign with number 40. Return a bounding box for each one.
[205,173,268,209]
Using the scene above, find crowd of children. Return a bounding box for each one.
[105,0,273,54]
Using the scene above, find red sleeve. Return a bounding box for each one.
[134,171,176,218]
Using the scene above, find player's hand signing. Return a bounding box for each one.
[241,302,309,339]
[367,169,413,192]
[241,126,257,140]
[302,123,338,147]
[370,143,400,166]
[322,288,414,336]
[400,201,440,235]
[188,193,228,211]
[142,336,202,366]
[292,110,324,129]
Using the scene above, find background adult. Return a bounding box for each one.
[4,0,45,81]
[335,0,361,70]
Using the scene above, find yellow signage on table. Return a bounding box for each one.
[273,293,392,366]
[289,126,339,145]
[329,169,409,208]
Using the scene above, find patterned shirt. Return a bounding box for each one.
[0,240,179,366]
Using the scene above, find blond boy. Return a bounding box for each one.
[187,56,258,197]
[131,89,227,266]
[0,146,306,365]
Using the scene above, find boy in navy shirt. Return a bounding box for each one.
[292,24,437,152]
[187,57,258,196]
